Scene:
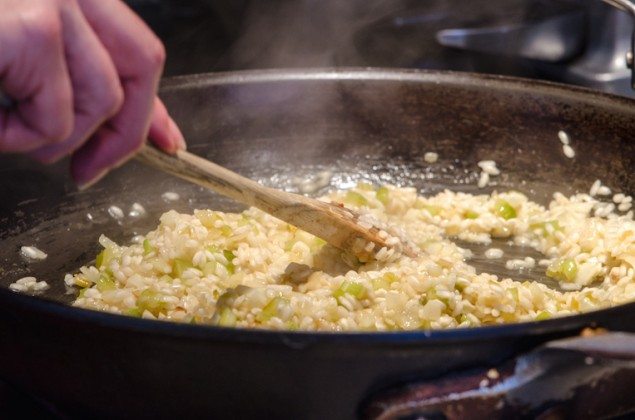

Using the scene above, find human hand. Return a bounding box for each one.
[0,0,185,187]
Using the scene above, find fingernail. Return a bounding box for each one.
[169,118,186,151]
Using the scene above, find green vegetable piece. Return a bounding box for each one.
[220,225,233,237]
[95,272,116,292]
[223,250,236,274]
[420,288,449,306]
[535,311,551,321]
[454,281,467,292]
[495,199,517,220]
[171,258,193,278]
[137,289,168,316]
[458,314,470,325]
[372,272,399,290]
[530,220,561,237]
[333,281,367,299]
[95,247,113,269]
[286,322,299,330]
[202,261,217,276]
[357,182,376,191]
[345,191,368,207]
[509,287,519,302]
[561,258,578,282]
[257,297,286,322]
[125,307,143,318]
[313,237,327,248]
[143,239,154,255]
[419,320,432,330]
[95,251,104,268]
[376,187,390,205]
[423,205,441,216]
[546,258,578,283]
[218,307,237,327]
[464,210,479,219]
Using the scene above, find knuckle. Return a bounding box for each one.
[95,83,124,118]
[141,38,166,70]
[22,6,63,44]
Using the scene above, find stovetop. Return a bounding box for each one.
[128,0,635,97]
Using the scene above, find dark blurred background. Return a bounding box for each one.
[125,0,634,97]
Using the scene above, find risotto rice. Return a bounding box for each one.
[67,184,635,331]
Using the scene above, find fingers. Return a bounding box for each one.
[70,0,167,187]
[0,1,73,152]
[148,97,186,154]
[30,0,123,163]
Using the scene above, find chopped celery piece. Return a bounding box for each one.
[195,210,221,228]
[206,245,219,254]
[420,288,448,306]
[95,247,113,269]
[313,237,327,248]
[218,307,237,327]
[257,297,287,322]
[546,258,578,282]
[464,210,479,219]
[422,205,441,216]
[222,250,235,261]
[95,251,104,268]
[96,272,115,292]
[384,272,398,283]
[345,191,368,207]
[333,281,367,299]
[159,275,174,283]
[125,307,143,318]
[458,314,469,324]
[202,261,217,276]
[143,239,154,255]
[171,258,193,278]
[286,322,299,330]
[494,199,517,220]
[509,287,519,302]
[137,289,168,316]
[372,277,389,290]
[223,250,236,274]
[284,239,295,252]
[357,182,376,191]
[373,272,399,290]
[220,225,233,237]
[376,187,390,205]
[535,311,551,321]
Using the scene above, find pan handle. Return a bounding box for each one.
[364,331,635,420]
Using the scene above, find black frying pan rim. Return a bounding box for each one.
[2,67,634,345]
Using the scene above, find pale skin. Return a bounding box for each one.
[0,0,186,187]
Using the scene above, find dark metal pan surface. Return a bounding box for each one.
[0,69,634,419]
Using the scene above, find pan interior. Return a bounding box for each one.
[0,70,633,316]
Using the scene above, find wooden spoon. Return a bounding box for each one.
[136,145,417,261]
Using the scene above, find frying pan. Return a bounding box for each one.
[0,69,634,419]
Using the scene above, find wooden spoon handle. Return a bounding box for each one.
[136,144,292,213]
[136,144,409,261]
